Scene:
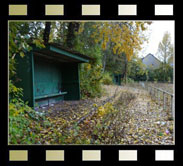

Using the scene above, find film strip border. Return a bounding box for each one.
[8,149,175,161]
[2,1,179,166]
[8,4,174,16]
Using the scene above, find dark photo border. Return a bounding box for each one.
[0,0,180,166]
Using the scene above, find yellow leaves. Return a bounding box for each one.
[13,110,19,116]
[94,38,99,43]
[12,85,19,93]
[102,42,106,50]
[20,52,25,58]
[86,64,91,70]
[126,54,132,61]
[92,24,98,29]
[9,103,15,111]
[32,39,45,48]
[90,23,143,63]
[104,102,114,111]
[91,22,150,62]
[10,85,173,145]
[97,106,105,117]
[77,22,85,34]
[84,119,90,125]
[93,103,98,107]
[113,45,118,55]
[97,102,115,117]
[141,24,146,31]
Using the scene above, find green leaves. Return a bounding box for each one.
[32,39,45,48]
[9,99,51,144]
[19,52,25,58]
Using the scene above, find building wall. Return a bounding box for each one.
[61,63,80,100]
[142,54,161,69]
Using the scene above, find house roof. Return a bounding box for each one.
[32,43,93,63]
[142,53,161,63]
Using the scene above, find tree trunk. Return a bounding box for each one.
[43,22,51,45]
[125,61,127,84]
[102,54,107,73]
[123,55,128,84]
[66,22,80,49]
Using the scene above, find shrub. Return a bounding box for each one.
[9,81,49,144]
[102,72,113,85]
[80,63,103,98]
[122,77,135,84]
[9,100,49,144]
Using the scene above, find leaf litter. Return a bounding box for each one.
[34,85,174,145]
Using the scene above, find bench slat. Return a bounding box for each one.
[35,92,67,100]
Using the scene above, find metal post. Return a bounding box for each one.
[163,92,166,110]
[157,89,158,103]
[171,95,174,119]
[158,90,160,105]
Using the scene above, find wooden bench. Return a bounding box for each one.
[35,92,68,107]
[35,92,67,100]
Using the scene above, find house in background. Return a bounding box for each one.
[142,53,161,69]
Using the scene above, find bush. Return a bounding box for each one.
[80,63,103,98]
[147,64,173,82]
[102,72,113,85]
[122,77,135,84]
[9,100,49,144]
[9,81,49,144]
[9,80,23,102]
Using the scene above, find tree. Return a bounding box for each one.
[157,32,174,81]
[65,22,80,49]
[9,21,151,98]
[43,22,51,44]
[72,22,104,98]
[157,31,173,64]
[127,56,147,81]
[9,22,45,99]
[87,22,151,83]
[90,22,151,61]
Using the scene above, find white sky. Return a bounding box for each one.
[139,21,175,59]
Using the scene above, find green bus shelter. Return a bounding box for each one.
[113,74,122,85]
[15,43,92,108]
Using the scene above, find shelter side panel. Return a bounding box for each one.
[14,53,34,106]
[62,63,80,100]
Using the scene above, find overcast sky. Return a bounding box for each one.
[139,21,175,59]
